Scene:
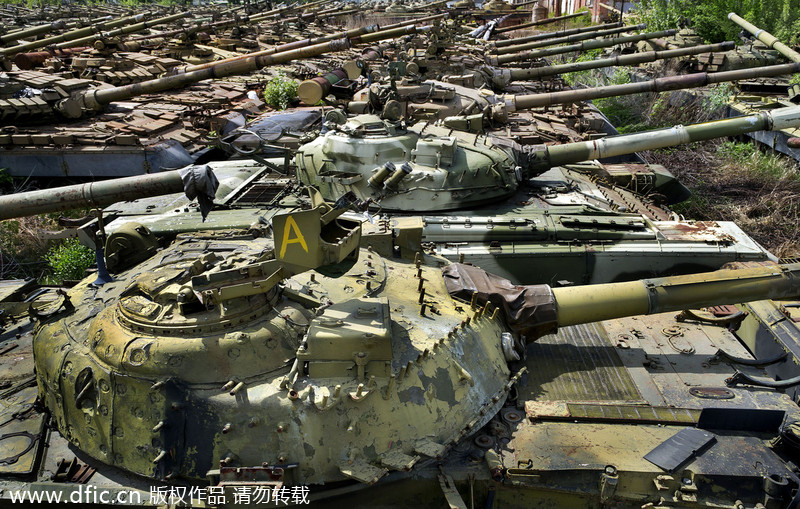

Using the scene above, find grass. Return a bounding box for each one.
[0,173,93,282]
[42,238,94,285]
[0,215,59,281]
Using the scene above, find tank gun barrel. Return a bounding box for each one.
[727,12,800,63]
[552,263,800,328]
[598,2,623,17]
[489,29,677,64]
[526,105,800,172]
[489,21,623,50]
[411,0,450,10]
[0,20,66,45]
[130,15,240,42]
[513,0,543,7]
[184,21,429,73]
[298,60,361,104]
[492,41,733,86]
[51,12,190,51]
[258,7,360,27]
[493,11,590,34]
[0,13,152,57]
[62,16,115,30]
[0,171,186,221]
[507,62,800,111]
[491,23,645,55]
[75,25,428,113]
[14,47,87,70]
[450,261,800,340]
[378,13,447,30]
[248,0,332,22]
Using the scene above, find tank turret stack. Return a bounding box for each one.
[0,20,67,46]
[490,10,589,35]
[499,62,800,113]
[0,13,152,60]
[480,41,735,89]
[486,21,623,50]
[44,12,190,53]
[183,14,447,72]
[345,62,800,125]
[488,23,646,56]
[487,28,678,65]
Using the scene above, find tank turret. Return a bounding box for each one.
[295,106,800,211]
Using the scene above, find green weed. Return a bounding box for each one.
[263,73,299,110]
[43,238,94,284]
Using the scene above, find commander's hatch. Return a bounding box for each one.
[297,298,393,380]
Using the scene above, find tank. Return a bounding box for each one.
[295,106,800,212]
[720,13,800,163]
[727,12,800,63]
[3,178,800,507]
[482,0,539,13]
[12,23,428,120]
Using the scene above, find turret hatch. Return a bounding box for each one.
[298,297,393,379]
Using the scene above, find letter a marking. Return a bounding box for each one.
[280,215,309,258]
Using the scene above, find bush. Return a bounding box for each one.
[263,73,299,110]
[630,0,800,44]
[44,238,94,284]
